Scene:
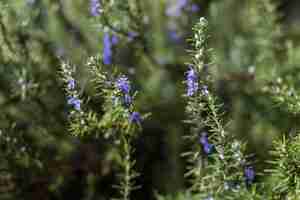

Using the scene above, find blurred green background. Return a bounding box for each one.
[1,0,300,199]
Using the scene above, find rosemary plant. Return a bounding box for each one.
[59,56,145,200]
[183,18,260,200]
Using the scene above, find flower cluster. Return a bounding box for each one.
[116,76,131,94]
[186,66,209,97]
[183,18,257,199]
[199,133,214,155]
[130,112,142,124]
[186,67,198,96]
[67,95,81,111]
[244,166,255,185]
[103,33,119,65]
[67,78,75,90]
[60,62,82,112]
[115,75,141,124]
[66,79,81,111]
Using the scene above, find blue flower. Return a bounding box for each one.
[67,79,76,90]
[244,166,255,185]
[203,142,214,154]
[111,35,119,45]
[116,76,131,94]
[186,67,198,96]
[168,30,182,42]
[177,0,189,8]
[103,33,112,65]
[199,132,208,144]
[130,112,142,124]
[67,96,81,111]
[128,31,138,41]
[190,4,200,13]
[102,33,119,65]
[90,0,101,17]
[199,133,214,154]
[166,6,181,17]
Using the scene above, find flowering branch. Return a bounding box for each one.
[183,18,258,200]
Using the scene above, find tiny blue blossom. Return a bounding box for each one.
[203,142,214,154]
[178,0,189,8]
[166,5,181,17]
[199,132,209,144]
[186,67,198,96]
[244,166,255,185]
[116,76,131,94]
[67,79,76,90]
[168,30,182,42]
[67,96,81,111]
[111,35,119,45]
[90,0,101,17]
[103,33,112,65]
[128,31,138,41]
[130,112,142,124]
[199,133,214,154]
[190,4,200,12]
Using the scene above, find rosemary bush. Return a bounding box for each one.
[1,0,300,200]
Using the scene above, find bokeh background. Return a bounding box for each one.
[1,0,300,199]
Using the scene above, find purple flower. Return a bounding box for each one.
[90,0,101,17]
[168,30,182,42]
[67,79,76,90]
[203,143,214,154]
[177,0,189,7]
[67,96,81,111]
[103,33,112,65]
[111,35,119,45]
[130,112,142,124]
[116,76,131,94]
[128,31,138,41]
[186,67,198,96]
[244,166,255,184]
[199,132,209,144]
[199,133,214,154]
[103,33,119,65]
[166,6,181,17]
[190,4,200,13]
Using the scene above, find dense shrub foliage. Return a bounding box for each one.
[1,0,300,200]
